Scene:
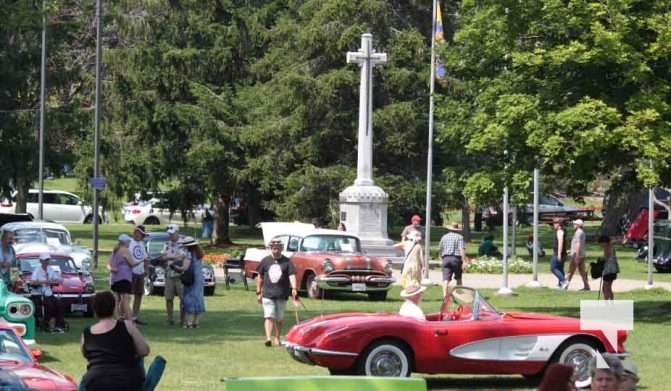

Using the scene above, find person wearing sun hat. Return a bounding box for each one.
[180,236,205,328]
[399,280,427,320]
[256,238,297,347]
[567,218,590,291]
[437,222,469,297]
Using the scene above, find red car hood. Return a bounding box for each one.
[22,273,84,293]
[0,361,77,391]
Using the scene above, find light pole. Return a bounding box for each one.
[527,161,543,288]
[38,0,47,219]
[92,0,103,268]
[498,150,514,295]
[645,160,654,289]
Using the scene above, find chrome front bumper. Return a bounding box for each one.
[282,342,358,365]
[314,276,395,291]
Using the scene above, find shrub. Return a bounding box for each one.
[469,256,533,274]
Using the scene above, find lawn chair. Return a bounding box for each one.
[223,255,248,291]
[144,355,167,391]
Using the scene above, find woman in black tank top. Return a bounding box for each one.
[80,291,150,391]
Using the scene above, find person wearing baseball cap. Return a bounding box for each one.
[256,238,297,347]
[400,215,424,247]
[130,225,150,325]
[567,219,590,291]
[30,252,66,333]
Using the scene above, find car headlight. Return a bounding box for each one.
[202,268,212,279]
[384,259,393,274]
[84,283,95,293]
[7,302,34,319]
[82,259,92,271]
[156,268,165,278]
[322,260,334,273]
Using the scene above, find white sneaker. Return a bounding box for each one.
[560,281,569,290]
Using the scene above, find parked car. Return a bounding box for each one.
[12,252,95,317]
[2,221,93,271]
[283,286,628,385]
[651,220,671,272]
[0,280,35,346]
[143,232,216,296]
[0,320,78,390]
[243,222,395,300]
[123,198,207,226]
[0,189,105,224]
[483,194,582,226]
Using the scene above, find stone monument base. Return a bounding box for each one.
[339,184,403,262]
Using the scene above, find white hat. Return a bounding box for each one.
[180,236,198,247]
[39,252,51,261]
[572,219,584,226]
[167,223,179,234]
[118,233,131,242]
[400,280,427,297]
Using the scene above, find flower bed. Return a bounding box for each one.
[468,256,533,274]
[202,253,231,268]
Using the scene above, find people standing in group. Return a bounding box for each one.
[30,252,66,333]
[598,235,620,300]
[567,219,590,291]
[398,280,426,320]
[336,222,346,231]
[550,218,569,290]
[438,222,469,297]
[162,224,184,326]
[256,238,297,347]
[108,234,138,321]
[129,226,149,325]
[588,353,622,391]
[0,230,16,289]
[80,291,150,391]
[180,236,205,328]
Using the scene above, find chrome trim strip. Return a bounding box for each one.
[283,342,359,358]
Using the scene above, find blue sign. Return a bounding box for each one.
[90,177,107,190]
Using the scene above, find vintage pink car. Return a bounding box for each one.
[244,223,395,300]
[0,320,78,390]
[283,286,628,385]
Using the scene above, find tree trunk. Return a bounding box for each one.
[213,196,232,245]
[14,180,28,214]
[462,206,471,242]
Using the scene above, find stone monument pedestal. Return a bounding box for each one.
[340,184,402,261]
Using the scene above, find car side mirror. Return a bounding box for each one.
[31,348,43,361]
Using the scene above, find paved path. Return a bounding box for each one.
[214,266,671,293]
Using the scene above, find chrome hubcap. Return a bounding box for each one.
[370,351,401,376]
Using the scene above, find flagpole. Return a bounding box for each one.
[424,0,438,281]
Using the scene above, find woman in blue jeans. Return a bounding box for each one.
[550,218,568,289]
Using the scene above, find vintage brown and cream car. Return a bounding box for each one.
[243,223,395,300]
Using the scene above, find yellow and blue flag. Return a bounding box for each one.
[435,2,446,80]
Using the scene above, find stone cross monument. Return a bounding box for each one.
[339,33,401,260]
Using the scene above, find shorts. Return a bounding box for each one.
[262,298,287,321]
[165,276,183,301]
[603,273,617,282]
[131,274,144,295]
[442,255,463,282]
[111,280,132,294]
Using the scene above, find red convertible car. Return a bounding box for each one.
[13,252,95,317]
[244,223,395,300]
[0,321,78,390]
[283,286,628,385]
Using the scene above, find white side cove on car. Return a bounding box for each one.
[450,334,581,361]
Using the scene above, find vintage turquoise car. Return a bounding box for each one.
[0,280,35,345]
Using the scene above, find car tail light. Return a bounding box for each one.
[132,210,141,214]
[0,202,12,207]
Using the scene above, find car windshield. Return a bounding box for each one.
[19,257,77,274]
[13,228,72,246]
[0,329,31,363]
[299,234,361,253]
[442,287,500,321]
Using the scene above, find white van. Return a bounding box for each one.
[0,189,103,223]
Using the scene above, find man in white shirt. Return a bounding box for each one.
[399,280,426,320]
[161,224,184,326]
[130,225,149,325]
[30,252,66,333]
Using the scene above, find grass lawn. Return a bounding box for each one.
[36,222,669,390]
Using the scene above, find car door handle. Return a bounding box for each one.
[434,329,448,336]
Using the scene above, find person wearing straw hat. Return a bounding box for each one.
[256,238,297,347]
[399,280,426,320]
[180,236,205,328]
[437,222,469,297]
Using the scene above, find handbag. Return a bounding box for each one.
[180,265,195,286]
[589,258,605,279]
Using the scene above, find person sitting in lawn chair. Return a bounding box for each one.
[30,252,66,333]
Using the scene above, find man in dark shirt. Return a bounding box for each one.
[256,239,297,347]
[550,218,569,289]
